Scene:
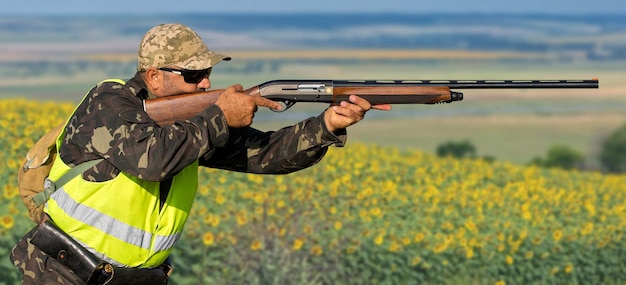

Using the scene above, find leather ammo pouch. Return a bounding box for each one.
[30,219,168,285]
[30,219,106,283]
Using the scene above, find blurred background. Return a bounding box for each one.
[1,0,625,170]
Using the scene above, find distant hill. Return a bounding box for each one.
[0,13,625,60]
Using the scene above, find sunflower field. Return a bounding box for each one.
[0,99,624,285]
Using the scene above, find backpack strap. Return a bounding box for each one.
[31,159,104,207]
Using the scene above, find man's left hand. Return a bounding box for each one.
[323,95,392,133]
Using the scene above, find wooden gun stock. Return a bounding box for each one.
[144,86,260,125]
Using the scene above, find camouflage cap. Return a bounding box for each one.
[137,23,231,72]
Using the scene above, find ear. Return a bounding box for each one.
[143,67,161,91]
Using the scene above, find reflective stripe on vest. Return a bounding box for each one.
[44,79,199,268]
[51,188,181,252]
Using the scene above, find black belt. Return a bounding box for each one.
[29,217,169,285]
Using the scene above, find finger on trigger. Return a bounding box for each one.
[255,97,282,110]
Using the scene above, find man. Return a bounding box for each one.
[10,23,390,284]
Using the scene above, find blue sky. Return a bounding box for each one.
[2,0,625,15]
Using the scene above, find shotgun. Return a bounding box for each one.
[144,79,599,125]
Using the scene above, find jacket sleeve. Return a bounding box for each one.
[60,81,230,182]
[199,113,347,174]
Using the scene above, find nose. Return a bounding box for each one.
[197,77,211,89]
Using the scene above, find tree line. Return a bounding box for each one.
[436,122,626,173]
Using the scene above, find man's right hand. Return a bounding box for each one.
[214,84,282,128]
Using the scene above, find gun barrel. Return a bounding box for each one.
[330,79,599,89]
[420,79,599,89]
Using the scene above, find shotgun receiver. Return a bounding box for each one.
[145,79,599,125]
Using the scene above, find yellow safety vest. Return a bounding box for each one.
[44,79,198,268]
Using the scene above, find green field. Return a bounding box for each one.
[1,99,624,284]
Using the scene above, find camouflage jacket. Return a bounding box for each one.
[59,73,346,182]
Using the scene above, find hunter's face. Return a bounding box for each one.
[158,66,212,96]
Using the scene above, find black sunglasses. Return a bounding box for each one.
[159,67,212,84]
